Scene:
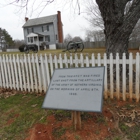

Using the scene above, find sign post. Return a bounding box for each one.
[42,67,105,130]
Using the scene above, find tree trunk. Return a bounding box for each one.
[96,0,140,58]
[105,28,129,59]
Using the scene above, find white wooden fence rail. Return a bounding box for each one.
[0,53,140,101]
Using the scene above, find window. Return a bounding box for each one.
[28,37,34,43]
[47,25,49,31]
[45,35,50,42]
[27,27,34,34]
[30,37,33,43]
[56,35,58,40]
[39,36,43,41]
[32,28,34,33]
[28,38,30,42]
[42,25,49,32]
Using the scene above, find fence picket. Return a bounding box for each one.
[17,55,22,91]
[3,55,9,88]
[129,53,133,101]
[122,53,126,101]
[24,54,30,91]
[110,53,114,99]
[32,54,38,92]
[103,53,107,99]
[116,53,120,100]
[64,53,68,68]
[136,53,139,102]
[97,53,101,66]
[6,55,12,89]
[0,58,1,87]
[75,53,79,67]
[80,53,84,67]
[35,54,42,92]
[59,54,63,68]
[44,54,50,86]
[40,54,47,92]
[21,55,26,91]
[54,54,58,69]
[86,54,89,67]
[91,53,95,67]
[70,54,73,67]
[9,54,15,89]
[49,54,54,76]
[13,55,19,90]
[0,55,5,88]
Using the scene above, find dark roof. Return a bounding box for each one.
[23,14,57,27]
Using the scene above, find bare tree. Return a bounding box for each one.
[84,0,104,30]
[64,34,73,43]
[72,36,83,42]
[85,29,105,42]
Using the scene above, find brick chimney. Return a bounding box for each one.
[25,17,29,22]
[57,11,63,43]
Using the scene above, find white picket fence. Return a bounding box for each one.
[0,53,140,101]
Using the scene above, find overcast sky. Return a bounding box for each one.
[0,0,89,40]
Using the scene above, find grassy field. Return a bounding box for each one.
[0,48,106,56]
[0,48,139,57]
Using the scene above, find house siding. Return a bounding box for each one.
[22,11,63,49]
[23,22,58,45]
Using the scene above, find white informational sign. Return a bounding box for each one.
[42,67,105,112]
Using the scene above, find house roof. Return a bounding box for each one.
[23,14,57,27]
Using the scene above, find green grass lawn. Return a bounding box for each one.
[0,93,140,140]
[0,48,139,57]
[0,94,47,140]
[0,48,106,56]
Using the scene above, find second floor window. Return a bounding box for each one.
[27,28,34,34]
[42,25,49,32]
